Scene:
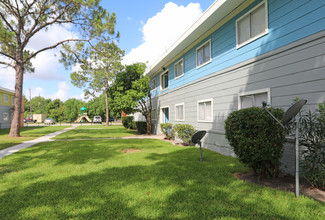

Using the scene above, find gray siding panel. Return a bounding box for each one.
[152,31,325,174]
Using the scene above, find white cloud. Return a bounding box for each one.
[24,81,72,101]
[49,81,71,101]
[71,93,87,101]
[25,50,65,81]
[123,2,202,66]
[1,24,77,86]
[0,67,15,90]
[26,24,77,51]
[24,87,46,99]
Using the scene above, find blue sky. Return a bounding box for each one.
[0,1,215,101]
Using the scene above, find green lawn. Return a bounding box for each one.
[0,138,324,219]
[0,126,69,150]
[53,125,136,139]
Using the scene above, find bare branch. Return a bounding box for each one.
[21,0,37,18]
[23,0,74,48]
[0,51,15,60]
[0,12,16,33]
[24,37,91,63]
[0,60,15,68]
[1,0,18,18]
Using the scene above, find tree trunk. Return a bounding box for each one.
[9,62,24,137]
[105,92,109,126]
[146,93,152,135]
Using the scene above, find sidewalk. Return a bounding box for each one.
[0,125,79,159]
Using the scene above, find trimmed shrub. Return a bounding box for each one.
[300,102,325,189]
[174,124,196,145]
[135,121,147,134]
[225,107,286,178]
[122,116,134,129]
[160,123,174,139]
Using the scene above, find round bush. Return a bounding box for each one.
[225,107,286,178]
[160,123,174,139]
[122,116,134,129]
[174,124,196,145]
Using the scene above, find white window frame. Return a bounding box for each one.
[174,58,184,79]
[160,69,169,91]
[175,103,185,121]
[236,0,268,49]
[196,39,211,69]
[11,96,14,105]
[151,77,157,91]
[160,106,170,123]
[4,94,8,103]
[238,88,271,110]
[152,108,157,121]
[197,98,213,122]
[3,112,8,121]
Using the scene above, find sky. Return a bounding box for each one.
[0,0,215,102]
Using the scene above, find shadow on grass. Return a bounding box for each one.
[54,126,136,139]
[0,126,51,136]
[0,126,70,150]
[0,139,323,219]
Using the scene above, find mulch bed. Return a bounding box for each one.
[234,171,325,203]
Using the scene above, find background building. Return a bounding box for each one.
[0,86,24,129]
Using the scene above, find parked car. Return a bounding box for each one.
[24,118,37,123]
[44,118,55,125]
[93,116,102,124]
[109,117,115,122]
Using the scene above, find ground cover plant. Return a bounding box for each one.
[173,124,196,145]
[53,125,136,140]
[0,126,69,150]
[0,138,324,219]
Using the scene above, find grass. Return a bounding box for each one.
[0,138,324,219]
[0,126,69,150]
[53,125,136,139]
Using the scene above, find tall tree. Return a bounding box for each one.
[110,63,153,134]
[68,41,124,126]
[0,0,118,136]
[86,94,106,119]
[63,98,84,122]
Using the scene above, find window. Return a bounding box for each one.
[175,103,184,121]
[238,88,270,109]
[160,70,169,90]
[4,94,8,102]
[196,40,211,68]
[11,96,14,105]
[3,112,8,121]
[236,0,268,48]
[197,99,213,122]
[151,78,157,90]
[152,109,157,120]
[174,59,184,79]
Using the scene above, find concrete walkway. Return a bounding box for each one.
[0,125,79,159]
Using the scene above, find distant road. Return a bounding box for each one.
[23,122,122,127]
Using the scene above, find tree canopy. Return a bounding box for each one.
[67,41,125,126]
[110,63,152,134]
[0,0,118,136]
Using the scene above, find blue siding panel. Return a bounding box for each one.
[151,0,325,97]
